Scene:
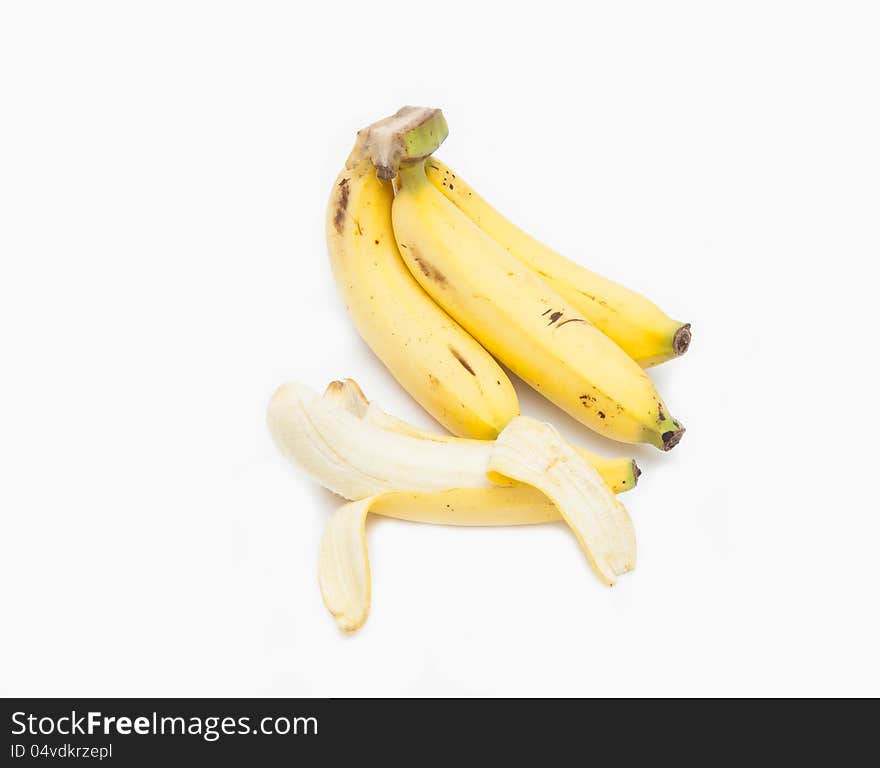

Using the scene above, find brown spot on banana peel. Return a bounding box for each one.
[448,346,475,375]
[557,318,586,328]
[548,311,563,325]
[657,404,666,424]
[412,251,448,286]
[579,289,618,313]
[333,178,350,234]
[673,324,692,356]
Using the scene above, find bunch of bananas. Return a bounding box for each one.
[269,106,691,631]
[327,107,688,450]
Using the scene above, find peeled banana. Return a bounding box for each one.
[306,399,638,631]
[392,158,685,450]
[425,158,691,367]
[267,378,639,522]
[278,382,636,632]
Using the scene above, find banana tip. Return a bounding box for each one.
[673,323,692,356]
[632,460,642,483]
[661,428,685,451]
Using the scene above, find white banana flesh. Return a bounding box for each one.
[267,381,497,501]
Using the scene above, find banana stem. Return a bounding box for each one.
[354,106,448,180]
[396,158,428,189]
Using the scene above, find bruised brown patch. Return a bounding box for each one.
[448,345,475,375]
[333,178,350,234]
[412,251,448,286]
[548,311,563,325]
[657,403,666,424]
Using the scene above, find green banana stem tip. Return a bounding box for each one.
[355,106,448,180]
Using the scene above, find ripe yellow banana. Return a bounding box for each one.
[424,158,691,367]
[392,159,685,450]
[327,150,519,440]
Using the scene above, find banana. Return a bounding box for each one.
[391,159,685,450]
[327,114,518,440]
[424,158,691,367]
[318,415,637,631]
[321,377,639,496]
[267,379,639,524]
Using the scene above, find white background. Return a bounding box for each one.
[1,1,878,697]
